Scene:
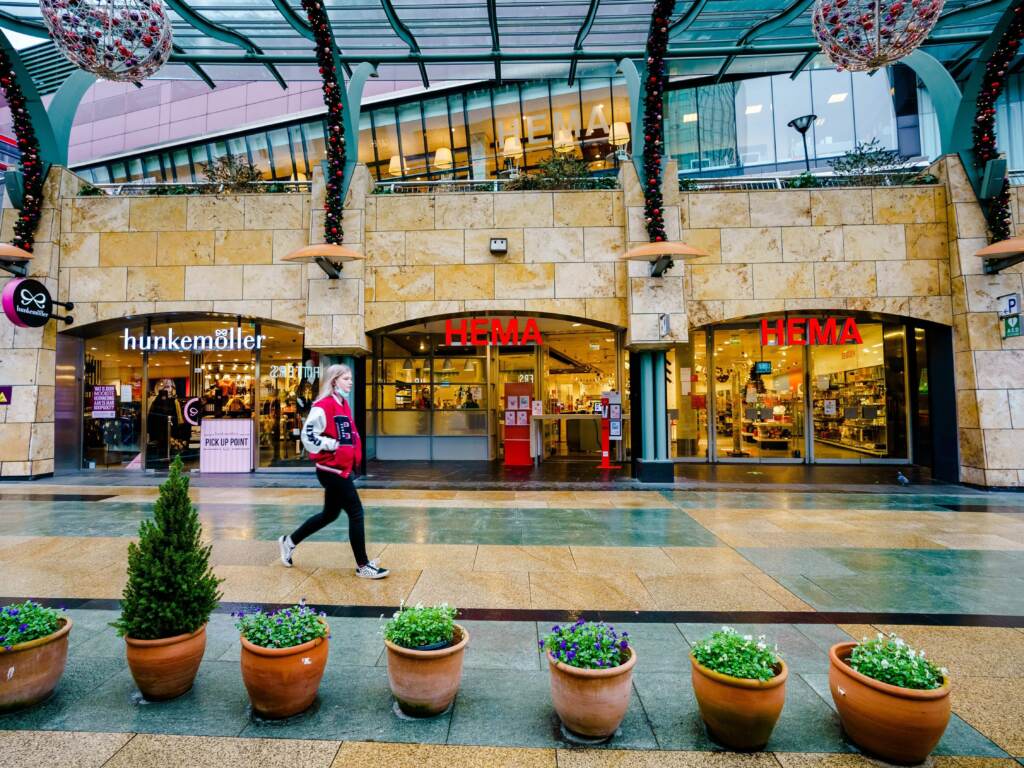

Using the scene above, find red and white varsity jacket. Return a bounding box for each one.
[301,393,362,477]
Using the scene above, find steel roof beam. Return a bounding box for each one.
[669,0,707,33]
[789,49,816,79]
[567,0,601,86]
[714,0,813,82]
[486,0,502,83]
[934,0,1007,29]
[268,0,352,76]
[172,43,216,88]
[379,0,428,87]
[164,0,288,88]
[0,9,47,37]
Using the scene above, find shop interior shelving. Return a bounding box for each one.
[812,364,887,457]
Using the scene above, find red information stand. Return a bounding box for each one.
[503,382,533,466]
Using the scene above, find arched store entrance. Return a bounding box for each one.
[365,313,628,463]
[657,311,956,475]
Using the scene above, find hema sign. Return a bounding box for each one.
[122,327,266,351]
[445,317,544,346]
[760,317,863,346]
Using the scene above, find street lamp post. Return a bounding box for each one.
[787,114,817,173]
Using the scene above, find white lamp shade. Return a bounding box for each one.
[610,122,630,146]
[433,146,453,170]
[553,128,575,153]
[388,155,406,176]
[502,136,523,157]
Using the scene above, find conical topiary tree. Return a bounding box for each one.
[113,455,222,639]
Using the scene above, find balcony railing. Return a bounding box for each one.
[684,166,935,191]
[82,180,312,196]
[373,176,620,194]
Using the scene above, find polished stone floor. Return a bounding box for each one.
[1,481,1023,763]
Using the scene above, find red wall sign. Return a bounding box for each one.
[445,317,543,346]
[760,317,862,346]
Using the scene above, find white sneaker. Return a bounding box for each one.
[278,535,295,567]
[356,559,389,579]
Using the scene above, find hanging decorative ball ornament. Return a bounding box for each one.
[811,0,945,72]
[39,0,173,82]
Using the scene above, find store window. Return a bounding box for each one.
[83,324,144,469]
[668,332,708,458]
[257,327,312,467]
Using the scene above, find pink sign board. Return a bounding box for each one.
[200,419,252,473]
[92,385,116,418]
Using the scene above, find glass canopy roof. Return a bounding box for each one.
[0,0,1008,93]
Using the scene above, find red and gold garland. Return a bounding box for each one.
[972,2,1023,243]
[642,0,674,243]
[300,0,345,245]
[0,46,44,252]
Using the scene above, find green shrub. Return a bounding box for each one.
[849,632,946,690]
[112,455,222,639]
[540,618,630,670]
[384,603,457,649]
[78,183,104,196]
[691,627,781,681]
[0,601,63,650]
[786,171,820,188]
[235,604,328,649]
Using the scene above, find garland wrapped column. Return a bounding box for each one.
[642,0,674,243]
[0,46,43,253]
[972,3,1023,243]
[300,0,345,245]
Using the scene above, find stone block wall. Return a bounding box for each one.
[0,168,75,478]
[678,182,952,329]
[940,155,1024,487]
[362,183,630,335]
[54,188,313,326]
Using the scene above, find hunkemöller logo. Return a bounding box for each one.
[122,327,266,351]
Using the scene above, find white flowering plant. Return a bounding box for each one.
[691,627,781,682]
[849,633,946,690]
[384,603,457,649]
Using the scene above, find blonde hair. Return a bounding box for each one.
[318,363,353,400]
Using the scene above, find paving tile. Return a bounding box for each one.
[280,567,419,606]
[447,667,656,749]
[570,546,680,577]
[661,547,763,575]
[460,619,541,671]
[773,754,878,768]
[330,741,556,767]
[0,729,133,768]
[743,574,814,611]
[103,733,341,767]
[376,543,478,569]
[951,678,1024,756]
[473,545,576,572]
[408,569,531,610]
[57,660,250,736]
[240,665,450,743]
[0,657,125,731]
[640,574,792,612]
[215,564,317,603]
[529,572,657,611]
[560,749,781,766]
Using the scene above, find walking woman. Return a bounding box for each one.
[278,363,389,579]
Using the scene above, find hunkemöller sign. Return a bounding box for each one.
[445,317,543,346]
[760,317,863,346]
[122,326,266,351]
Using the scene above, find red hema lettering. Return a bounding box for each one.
[760,317,862,345]
[445,317,544,346]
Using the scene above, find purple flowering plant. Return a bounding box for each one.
[540,619,630,670]
[234,602,328,649]
[0,600,63,651]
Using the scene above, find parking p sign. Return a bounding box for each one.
[998,293,1020,318]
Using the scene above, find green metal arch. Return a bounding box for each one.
[486,0,501,83]
[568,0,601,86]
[715,0,814,82]
[379,0,429,87]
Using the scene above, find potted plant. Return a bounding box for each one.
[540,618,636,740]
[236,603,329,719]
[383,603,468,718]
[0,601,72,713]
[689,627,787,751]
[112,455,222,701]
[830,633,950,765]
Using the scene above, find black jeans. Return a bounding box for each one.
[290,469,369,567]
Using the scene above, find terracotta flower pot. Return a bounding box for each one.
[547,647,637,739]
[0,617,72,714]
[829,641,951,765]
[125,624,207,701]
[385,624,469,717]
[240,624,328,719]
[690,653,788,751]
